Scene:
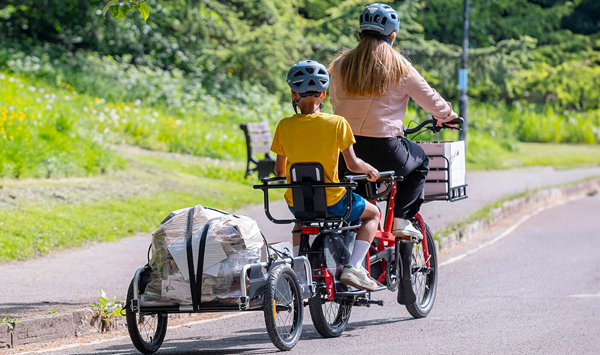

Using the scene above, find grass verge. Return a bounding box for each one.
[436,175,600,244]
[0,151,277,261]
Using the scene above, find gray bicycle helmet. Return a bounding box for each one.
[286,60,329,94]
[360,3,400,36]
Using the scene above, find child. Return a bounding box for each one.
[270,60,381,291]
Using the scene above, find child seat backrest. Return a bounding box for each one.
[290,163,328,220]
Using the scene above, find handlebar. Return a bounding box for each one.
[404,117,464,135]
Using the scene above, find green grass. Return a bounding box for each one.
[0,71,269,176]
[0,73,126,178]
[0,158,269,261]
[467,143,600,169]
[131,155,251,185]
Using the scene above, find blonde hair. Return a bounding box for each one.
[329,34,411,97]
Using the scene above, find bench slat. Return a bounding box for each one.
[251,144,272,154]
[245,122,271,133]
[249,132,272,144]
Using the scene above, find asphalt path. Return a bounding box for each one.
[13,193,600,355]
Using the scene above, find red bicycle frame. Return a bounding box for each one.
[371,182,430,283]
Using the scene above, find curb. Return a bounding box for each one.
[435,177,600,252]
[2,177,599,351]
[0,307,195,351]
[0,307,121,350]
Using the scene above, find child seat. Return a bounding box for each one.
[290,163,328,220]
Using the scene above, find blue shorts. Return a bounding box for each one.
[288,192,366,221]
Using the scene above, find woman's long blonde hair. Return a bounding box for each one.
[329,34,411,96]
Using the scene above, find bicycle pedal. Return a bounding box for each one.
[354,298,384,307]
[399,235,421,243]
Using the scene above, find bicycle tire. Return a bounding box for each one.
[126,280,168,354]
[405,224,438,318]
[263,264,303,351]
[308,294,353,338]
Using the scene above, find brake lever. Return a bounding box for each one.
[442,123,462,131]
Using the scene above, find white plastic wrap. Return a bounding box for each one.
[142,205,263,306]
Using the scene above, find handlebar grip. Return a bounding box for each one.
[447,117,464,125]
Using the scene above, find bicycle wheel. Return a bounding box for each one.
[126,280,168,354]
[405,224,438,318]
[308,293,353,338]
[263,264,303,351]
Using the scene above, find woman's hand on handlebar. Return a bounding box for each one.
[436,111,459,126]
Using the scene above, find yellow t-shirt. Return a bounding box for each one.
[270,112,356,207]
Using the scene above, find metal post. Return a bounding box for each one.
[458,0,469,142]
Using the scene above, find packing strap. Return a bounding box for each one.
[184,207,236,311]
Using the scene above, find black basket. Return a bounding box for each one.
[424,154,468,202]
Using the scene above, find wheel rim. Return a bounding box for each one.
[411,243,431,307]
[274,275,298,342]
[323,298,340,324]
[319,295,351,327]
[138,313,161,345]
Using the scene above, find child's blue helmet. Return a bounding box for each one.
[286,60,329,94]
[359,3,400,36]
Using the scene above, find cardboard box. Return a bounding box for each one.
[417,141,466,195]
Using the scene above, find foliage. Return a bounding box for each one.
[103,0,150,23]
[0,312,19,331]
[0,73,126,178]
[0,71,266,167]
[1,0,597,110]
[90,288,123,321]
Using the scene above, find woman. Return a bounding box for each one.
[329,2,458,240]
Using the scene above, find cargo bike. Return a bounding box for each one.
[125,117,466,353]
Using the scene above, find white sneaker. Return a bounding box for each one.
[392,218,423,241]
[340,265,378,291]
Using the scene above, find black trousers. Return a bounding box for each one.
[339,136,429,219]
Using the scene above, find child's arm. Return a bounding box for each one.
[275,154,287,177]
[341,146,380,182]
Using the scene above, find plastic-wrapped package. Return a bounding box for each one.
[142,205,263,306]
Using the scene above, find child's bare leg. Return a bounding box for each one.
[347,203,380,267]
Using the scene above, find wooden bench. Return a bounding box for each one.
[240,122,276,179]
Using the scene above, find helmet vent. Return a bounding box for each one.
[319,80,327,85]
[306,67,315,74]
[293,82,302,87]
[374,15,380,23]
[359,14,363,23]
[364,14,370,22]
[293,71,304,77]
[308,79,316,86]
[381,17,387,25]
[391,14,396,19]
[318,68,327,75]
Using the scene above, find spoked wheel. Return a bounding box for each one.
[263,264,303,351]
[308,293,353,338]
[405,224,438,318]
[126,280,168,354]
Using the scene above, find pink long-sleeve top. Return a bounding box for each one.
[329,60,452,138]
